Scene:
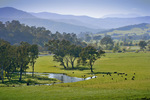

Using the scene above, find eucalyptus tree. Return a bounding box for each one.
[100,35,114,50]
[79,46,105,72]
[139,41,147,51]
[17,42,31,81]
[4,45,18,81]
[46,39,71,69]
[30,44,38,77]
[66,45,82,69]
[0,39,11,83]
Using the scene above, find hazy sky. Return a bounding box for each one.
[0,0,150,18]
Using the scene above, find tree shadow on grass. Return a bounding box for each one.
[61,67,90,71]
[88,71,115,75]
[0,80,27,84]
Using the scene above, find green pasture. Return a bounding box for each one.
[0,52,150,100]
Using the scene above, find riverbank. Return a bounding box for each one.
[0,52,150,100]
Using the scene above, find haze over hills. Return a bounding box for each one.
[102,13,142,18]
[0,7,100,33]
[31,12,99,29]
[0,7,150,34]
[31,12,150,29]
[0,7,35,18]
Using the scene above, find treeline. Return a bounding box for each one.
[46,39,105,72]
[0,39,38,83]
[79,35,150,53]
[0,20,84,50]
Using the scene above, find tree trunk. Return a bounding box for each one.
[71,58,76,69]
[66,60,69,68]
[90,66,93,72]
[63,64,66,69]
[32,62,34,77]
[61,61,66,69]
[1,65,4,83]
[25,69,26,76]
[71,61,74,69]
[6,71,11,81]
[90,61,93,72]
[19,66,23,81]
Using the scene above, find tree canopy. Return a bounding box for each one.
[0,39,39,82]
[0,20,85,51]
[100,35,114,50]
[79,46,105,72]
[139,41,147,50]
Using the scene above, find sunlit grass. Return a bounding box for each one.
[0,52,150,100]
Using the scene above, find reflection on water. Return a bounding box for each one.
[48,73,96,83]
[25,72,96,85]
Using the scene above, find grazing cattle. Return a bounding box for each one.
[132,78,134,80]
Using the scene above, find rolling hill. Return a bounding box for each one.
[0,7,101,33]
[1,7,150,34]
[96,23,150,40]
[31,12,150,29]
[97,23,150,35]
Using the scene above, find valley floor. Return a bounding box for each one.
[0,52,150,100]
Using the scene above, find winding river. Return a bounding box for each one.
[48,73,96,83]
[25,72,96,85]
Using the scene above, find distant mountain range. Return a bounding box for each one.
[0,7,35,18]
[102,13,142,18]
[0,7,100,33]
[0,7,150,34]
[31,12,150,29]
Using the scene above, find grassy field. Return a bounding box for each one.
[0,52,150,100]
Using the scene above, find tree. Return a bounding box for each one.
[147,44,150,51]
[30,44,38,77]
[0,39,11,83]
[4,45,18,81]
[112,45,120,53]
[139,41,147,51]
[93,35,101,40]
[79,46,105,72]
[100,36,114,50]
[0,39,38,82]
[85,34,92,42]
[46,39,71,69]
[147,41,150,51]
[17,42,31,81]
[66,45,82,69]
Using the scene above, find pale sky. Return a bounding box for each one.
[0,0,150,18]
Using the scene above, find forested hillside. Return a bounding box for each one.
[0,20,84,49]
